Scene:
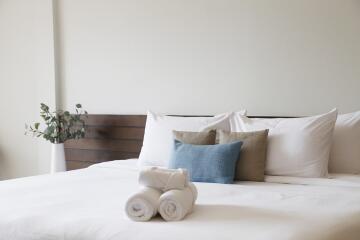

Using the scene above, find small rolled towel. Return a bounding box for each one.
[158,182,197,221]
[139,167,189,191]
[125,187,162,221]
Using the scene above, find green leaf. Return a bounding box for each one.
[40,103,49,111]
[26,102,87,143]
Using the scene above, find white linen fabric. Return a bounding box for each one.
[329,111,360,174]
[230,109,338,177]
[138,110,246,167]
[158,182,197,221]
[265,174,360,187]
[125,187,161,221]
[0,159,360,240]
[138,167,189,191]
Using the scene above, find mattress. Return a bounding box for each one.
[0,159,359,240]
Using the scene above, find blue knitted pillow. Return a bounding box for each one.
[169,140,243,184]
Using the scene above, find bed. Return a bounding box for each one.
[1,114,359,240]
[0,159,360,240]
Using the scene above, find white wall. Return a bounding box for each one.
[58,0,360,116]
[0,0,55,179]
[1,0,360,178]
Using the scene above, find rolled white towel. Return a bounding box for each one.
[158,182,197,221]
[139,167,189,191]
[125,187,162,221]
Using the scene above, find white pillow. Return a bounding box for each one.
[230,109,338,178]
[138,110,246,167]
[329,111,360,174]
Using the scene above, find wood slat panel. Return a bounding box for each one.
[84,126,144,140]
[65,115,146,170]
[84,115,146,127]
[66,161,95,171]
[65,138,142,152]
[65,149,139,163]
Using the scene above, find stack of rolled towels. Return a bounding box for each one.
[125,167,197,222]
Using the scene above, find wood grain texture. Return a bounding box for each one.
[64,115,146,170]
[85,126,144,140]
[65,138,142,152]
[83,115,146,127]
[65,114,296,170]
[65,149,139,163]
[66,161,94,171]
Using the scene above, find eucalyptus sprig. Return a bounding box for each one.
[25,103,88,144]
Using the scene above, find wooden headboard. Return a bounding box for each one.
[65,115,146,170]
[64,114,295,170]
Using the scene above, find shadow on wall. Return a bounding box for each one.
[0,145,8,180]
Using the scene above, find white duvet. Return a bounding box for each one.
[0,159,360,240]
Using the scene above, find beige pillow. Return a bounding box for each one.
[218,129,269,182]
[173,130,216,145]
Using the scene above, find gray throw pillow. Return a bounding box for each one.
[173,130,216,145]
[218,129,269,182]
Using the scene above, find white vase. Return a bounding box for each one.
[51,143,66,173]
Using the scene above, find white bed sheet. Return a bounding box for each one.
[0,159,360,240]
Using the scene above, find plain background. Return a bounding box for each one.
[1,0,360,178]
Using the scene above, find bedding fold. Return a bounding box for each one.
[139,167,189,191]
[125,187,162,221]
[158,182,197,221]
